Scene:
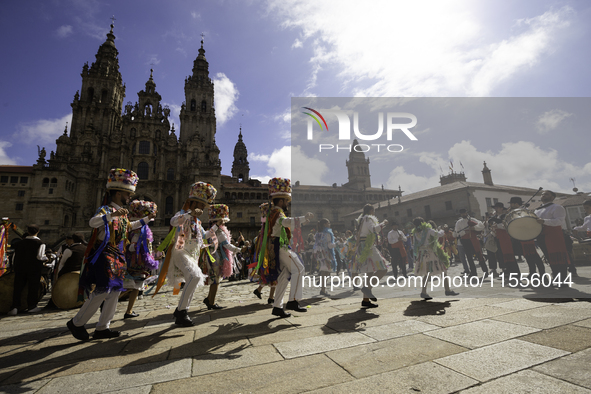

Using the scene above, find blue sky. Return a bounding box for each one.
[1,0,590,193]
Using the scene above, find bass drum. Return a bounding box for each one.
[504,209,543,241]
[52,271,84,310]
[0,271,45,313]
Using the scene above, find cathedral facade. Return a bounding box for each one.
[0,23,397,245]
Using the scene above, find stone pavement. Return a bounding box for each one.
[1,263,591,394]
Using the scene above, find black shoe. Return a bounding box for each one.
[361,301,378,308]
[420,292,433,301]
[67,319,89,341]
[267,298,274,305]
[174,309,195,327]
[361,287,377,302]
[124,312,139,319]
[253,288,262,299]
[285,300,307,312]
[93,328,121,339]
[203,298,224,310]
[272,307,291,318]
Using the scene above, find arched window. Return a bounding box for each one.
[83,142,91,153]
[42,178,49,187]
[190,99,196,112]
[137,162,149,179]
[225,192,230,199]
[201,100,206,112]
[237,192,243,199]
[50,178,58,187]
[87,87,94,102]
[165,196,174,214]
[138,141,150,154]
[64,215,70,228]
[101,90,108,104]
[167,168,174,181]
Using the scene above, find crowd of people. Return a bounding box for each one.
[1,166,590,340]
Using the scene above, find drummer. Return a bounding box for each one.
[490,203,521,277]
[454,209,488,278]
[55,233,86,278]
[508,197,545,279]
[573,200,591,235]
[534,190,571,285]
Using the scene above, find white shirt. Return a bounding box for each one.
[574,214,591,232]
[454,217,484,237]
[534,203,566,229]
[358,215,387,238]
[271,210,305,238]
[387,229,407,245]
[56,242,82,275]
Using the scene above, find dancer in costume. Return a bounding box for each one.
[351,204,389,308]
[153,182,216,326]
[254,177,314,318]
[201,204,243,309]
[252,202,276,304]
[387,221,408,279]
[67,169,153,340]
[123,200,159,319]
[411,217,459,300]
[314,218,336,296]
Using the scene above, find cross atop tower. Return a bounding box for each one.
[110,15,116,24]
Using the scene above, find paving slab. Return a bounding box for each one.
[0,378,50,394]
[519,324,591,353]
[150,354,353,394]
[2,347,168,385]
[308,361,478,394]
[533,347,591,389]
[458,369,591,394]
[493,298,548,311]
[248,324,337,346]
[416,305,511,328]
[360,319,440,341]
[575,318,591,329]
[435,339,569,382]
[326,333,467,379]
[492,304,591,329]
[192,344,283,376]
[37,358,192,394]
[425,319,540,349]
[274,331,375,359]
[103,386,153,394]
[168,337,250,360]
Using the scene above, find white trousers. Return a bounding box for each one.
[176,256,202,311]
[273,248,304,309]
[72,290,121,331]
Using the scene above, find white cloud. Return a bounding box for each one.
[387,140,591,194]
[213,73,239,125]
[292,38,303,48]
[146,55,161,66]
[56,25,73,38]
[0,141,17,165]
[268,1,574,96]
[536,109,572,134]
[250,145,329,185]
[15,114,72,145]
[274,109,291,123]
[191,11,200,19]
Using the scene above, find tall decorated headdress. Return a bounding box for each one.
[128,200,157,220]
[209,204,230,223]
[106,168,138,193]
[268,177,291,201]
[188,182,217,205]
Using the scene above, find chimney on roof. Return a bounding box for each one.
[482,161,493,186]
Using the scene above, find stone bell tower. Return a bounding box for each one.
[231,126,249,182]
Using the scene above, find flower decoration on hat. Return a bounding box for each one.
[209,204,230,223]
[128,200,157,220]
[268,177,291,201]
[188,182,217,205]
[106,168,138,193]
[259,202,270,218]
